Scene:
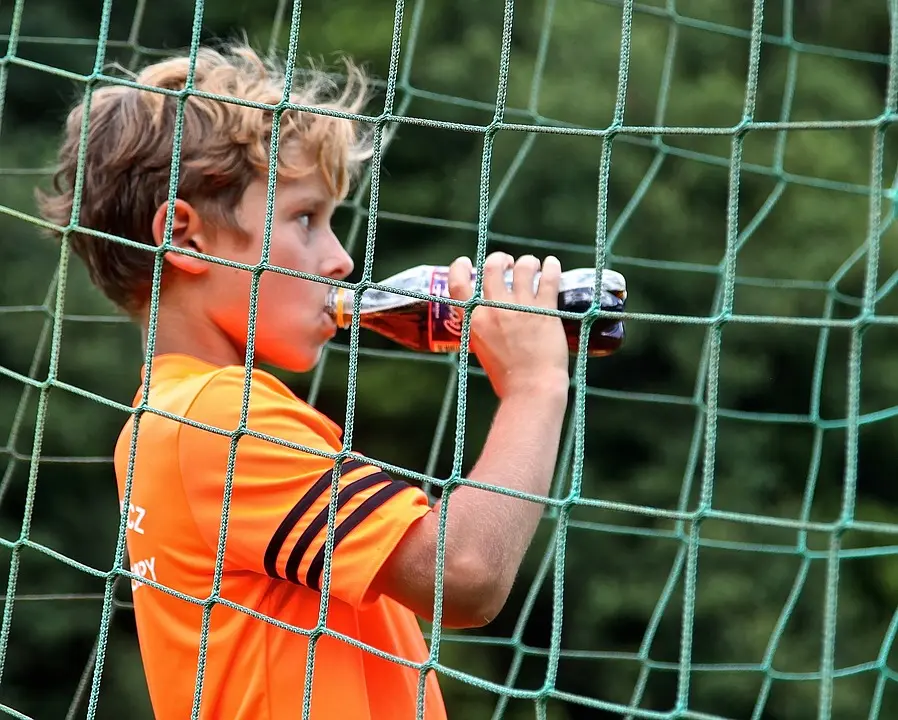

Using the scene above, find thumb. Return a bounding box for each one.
[448,256,474,301]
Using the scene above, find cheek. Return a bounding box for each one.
[206,236,263,310]
[258,235,318,309]
[265,227,304,267]
[209,266,253,310]
[257,272,320,319]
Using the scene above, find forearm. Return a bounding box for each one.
[438,377,569,595]
[374,377,569,627]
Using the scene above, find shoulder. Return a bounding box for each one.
[192,364,292,407]
[184,365,343,445]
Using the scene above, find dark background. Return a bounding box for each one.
[2,0,898,718]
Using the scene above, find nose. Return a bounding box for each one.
[323,232,354,281]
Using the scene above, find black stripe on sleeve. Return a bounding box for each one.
[263,458,366,579]
[305,481,410,592]
[283,471,390,584]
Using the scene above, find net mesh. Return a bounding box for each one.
[2,0,898,718]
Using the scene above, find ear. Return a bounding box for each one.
[151,199,209,276]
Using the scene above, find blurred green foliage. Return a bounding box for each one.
[2,0,898,718]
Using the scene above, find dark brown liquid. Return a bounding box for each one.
[562,295,625,357]
[356,293,625,357]
[357,301,433,352]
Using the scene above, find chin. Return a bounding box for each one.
[258,343,325,374]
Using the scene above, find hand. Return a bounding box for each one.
[448,252,570,399]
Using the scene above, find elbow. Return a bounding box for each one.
[434,553,509,629]
[465,568,508,628]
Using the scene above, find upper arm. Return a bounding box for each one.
[177,369,431,609]
[369,500,501,629]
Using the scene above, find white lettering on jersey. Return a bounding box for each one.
[121,501,160,593]
[130,556,157,592]
[119,501,147,534]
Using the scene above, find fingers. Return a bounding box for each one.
[448,255,474,301]
[511,255,541,303]
[535,255,561,308]
[455,252,559,307]
[481,252,514,300]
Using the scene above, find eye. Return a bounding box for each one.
[297,213,312,229]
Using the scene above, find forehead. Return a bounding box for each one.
[276,170,332,205]
[280,143,336,201]
[241,165,334,211]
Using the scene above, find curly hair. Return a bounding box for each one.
[36,43,374,314]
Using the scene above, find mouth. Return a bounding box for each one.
[322,310,337,336]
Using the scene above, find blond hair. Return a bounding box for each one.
[36,43,374,313]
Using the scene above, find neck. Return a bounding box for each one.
[137,299,248,368]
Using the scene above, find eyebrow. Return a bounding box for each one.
[280,191,333,213]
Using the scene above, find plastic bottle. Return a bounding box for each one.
[324,264,627,357]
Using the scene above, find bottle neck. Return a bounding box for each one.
[325,287,355,329]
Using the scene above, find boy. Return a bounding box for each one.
[37,43,572,719]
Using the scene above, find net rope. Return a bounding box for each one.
[2,0,898,718]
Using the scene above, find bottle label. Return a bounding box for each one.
[428,268,462,352]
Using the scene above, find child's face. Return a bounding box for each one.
[202,166,354,372]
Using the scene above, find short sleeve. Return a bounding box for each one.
[177,367,432,609]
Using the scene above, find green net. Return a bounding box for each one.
[3,0,898,718]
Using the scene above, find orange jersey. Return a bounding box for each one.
[113,353,446,720]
